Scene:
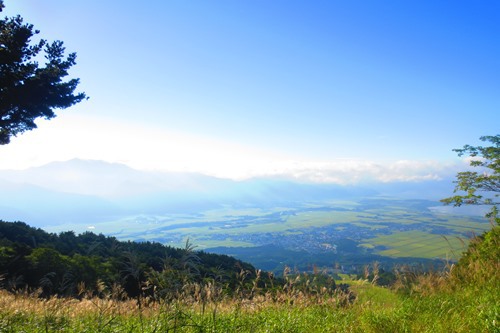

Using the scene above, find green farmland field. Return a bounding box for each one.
[44,198,491,271]
[362,231,468,258]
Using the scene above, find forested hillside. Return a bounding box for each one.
[0,220,265,298]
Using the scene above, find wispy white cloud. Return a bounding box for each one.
[243,159,460,184]
[0,115,463,184]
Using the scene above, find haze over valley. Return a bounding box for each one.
[0,159,489,273]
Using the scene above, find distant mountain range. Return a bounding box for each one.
[0,159,456,227]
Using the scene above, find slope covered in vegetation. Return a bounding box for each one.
[0,219,498,332]
[0,220,262,298]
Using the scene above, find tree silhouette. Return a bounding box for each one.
[0,0,86,144]
[441,135,500,224]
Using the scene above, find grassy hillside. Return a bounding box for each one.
[0,267,496,332]
[0,220,498,332]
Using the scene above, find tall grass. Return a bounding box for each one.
[0,272,497,332]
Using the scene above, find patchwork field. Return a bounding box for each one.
[362,231,468,258]
[44,197,491,273]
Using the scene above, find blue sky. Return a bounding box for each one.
[0,1,498,182]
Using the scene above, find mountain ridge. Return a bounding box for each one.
[0,159,455,227]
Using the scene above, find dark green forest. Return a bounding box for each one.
[0,220,271,299]
[0,220,347,302]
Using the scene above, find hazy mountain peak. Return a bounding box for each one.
[0,159,223,198]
